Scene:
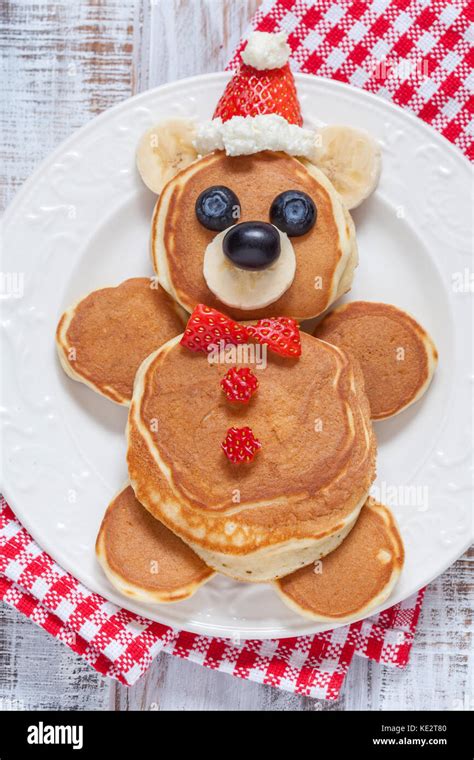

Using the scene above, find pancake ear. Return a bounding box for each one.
[305,125,381,210]
[136,118,199,194]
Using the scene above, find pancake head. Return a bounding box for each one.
[274,498,404,622]
[56,277,186,405]
[152,151,357,321]
[126,332,377,582]
[96,485,214,603]
[314,301,438,420]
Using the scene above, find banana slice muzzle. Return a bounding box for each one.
[203,225,296,311]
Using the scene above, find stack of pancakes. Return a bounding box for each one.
[126,332,376,582]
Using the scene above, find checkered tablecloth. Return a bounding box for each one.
[229,0,473,160]
[0,498,425,699]
[1,0,470,700]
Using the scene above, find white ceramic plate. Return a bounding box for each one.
[1,73,472,639]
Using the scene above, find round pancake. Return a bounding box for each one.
[152,151,357,321]
[56,277,185,405]
[96,484,214,603]
[313,301,438,420]
[127,332,376,582]
[274,498,404,622]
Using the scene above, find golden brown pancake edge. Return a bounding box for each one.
[313,301,438,419]
[56,277,186,405]
[126,332,377,581]
[274,497,404,622]
[96,484,214,603]
[152,151,356,321]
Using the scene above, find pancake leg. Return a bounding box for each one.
[274,498,404,623]
[96,485,214,603]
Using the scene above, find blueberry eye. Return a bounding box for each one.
[195,186,241,231]
[270,190,317,237]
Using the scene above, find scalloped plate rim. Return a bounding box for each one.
[1,72,472,640]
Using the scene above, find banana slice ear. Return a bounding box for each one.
[136,118,199,194]
[308,125,381,210]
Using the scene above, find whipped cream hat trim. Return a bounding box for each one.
[194,114,318,160]
[194,31,318,159]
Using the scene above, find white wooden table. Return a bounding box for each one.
[1,0,472,711]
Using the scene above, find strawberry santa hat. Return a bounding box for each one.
[194,31,318,159]
[214,31,302,126]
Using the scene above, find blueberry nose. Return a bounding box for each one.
[223,222,281,271]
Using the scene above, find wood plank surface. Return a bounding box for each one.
[1,0,472,711]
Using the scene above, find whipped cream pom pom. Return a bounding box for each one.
[241,31,291,71]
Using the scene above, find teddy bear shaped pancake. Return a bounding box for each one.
[56,32,437,623]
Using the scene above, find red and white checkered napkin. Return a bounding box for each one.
[0,497,424,700]
[229,0,473,160]
[2,0,471,699]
